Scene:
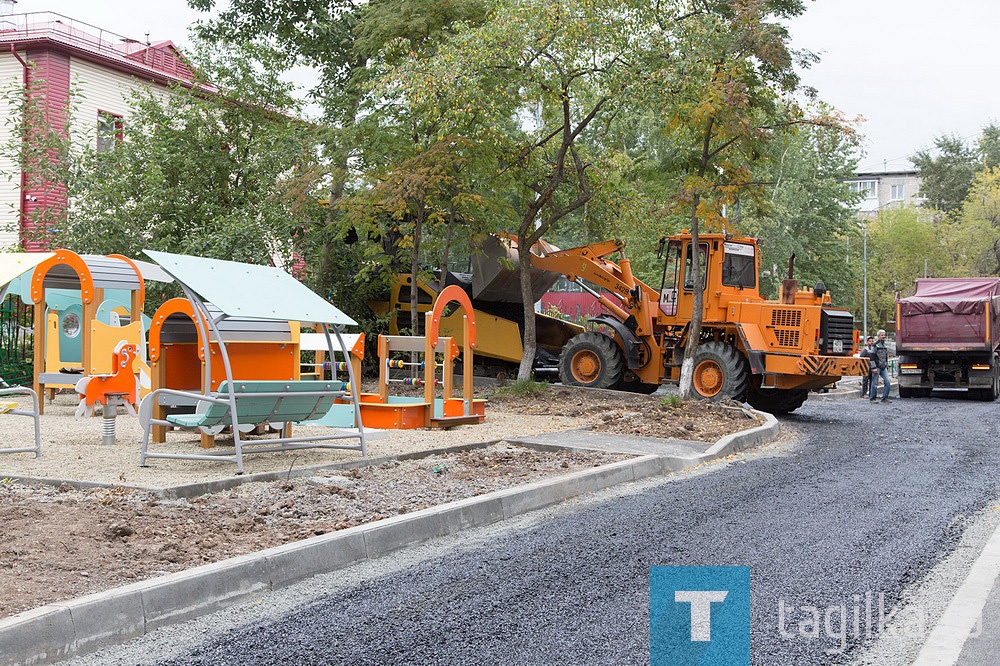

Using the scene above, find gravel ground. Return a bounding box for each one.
[66,394,1000,665]
[0,392,585,488]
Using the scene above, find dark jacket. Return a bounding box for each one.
[860,344,876,373]
[871,340,889,370]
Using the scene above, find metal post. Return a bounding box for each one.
[862,219,868,339]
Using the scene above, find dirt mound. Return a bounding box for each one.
[488,385,760,440]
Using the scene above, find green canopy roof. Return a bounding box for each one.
[144,250,356,326]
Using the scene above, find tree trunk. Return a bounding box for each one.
[677,197,703,398]
[409,199,426,336]
[439,209,455,293]
[317,80,362,297]
[517,230,536,382]
[678,115,715,398]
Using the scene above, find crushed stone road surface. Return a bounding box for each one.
[71,395,1000,665]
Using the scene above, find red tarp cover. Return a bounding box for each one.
[897,278,1000,350]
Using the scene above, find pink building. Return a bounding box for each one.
[0,9,197,249]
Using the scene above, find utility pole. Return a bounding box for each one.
[862,218,868,339]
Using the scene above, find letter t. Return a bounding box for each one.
[675,590,729,641]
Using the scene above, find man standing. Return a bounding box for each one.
[859,336,875,397]
[869,329,891,403]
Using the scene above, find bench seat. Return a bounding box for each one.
[139,379,364,473]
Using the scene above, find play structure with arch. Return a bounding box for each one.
[354,284,485,429]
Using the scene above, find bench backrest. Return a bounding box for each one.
[193,380,343,428]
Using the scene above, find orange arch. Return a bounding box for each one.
[30,250,144,306]
[428,285,476,349]
[148,298,209,362]
[31,249,94,304]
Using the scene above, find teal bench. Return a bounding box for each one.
[139,380,366,473]
[166,380,341,431]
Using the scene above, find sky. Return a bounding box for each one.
[788,0,1000,173]
[18,0,1000,174]
[17,0,215,51]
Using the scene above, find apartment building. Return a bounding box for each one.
[846,170,923,216]
[0,9,197,248]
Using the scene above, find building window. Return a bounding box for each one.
[97,112,123,153]
[849,180,878,198]
[890,184,904,201]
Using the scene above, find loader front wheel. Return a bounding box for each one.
[559,332,625,390]
[690,342,749,401]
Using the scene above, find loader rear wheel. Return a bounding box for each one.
[558,332,625,390]
[690,342,749,402]
[746,385,809,414]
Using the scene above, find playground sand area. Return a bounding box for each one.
[0,386,761,619]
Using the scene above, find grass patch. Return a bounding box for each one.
[660,394,684,408]
[493,378,551,398]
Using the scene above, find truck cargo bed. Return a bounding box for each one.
[896,278,1000,352]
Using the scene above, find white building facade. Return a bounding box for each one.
[846,170,924,216]
[0,12,195,249]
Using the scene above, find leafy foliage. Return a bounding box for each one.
[742,114,862,304]
[1,39,319,269]
[911,134,979,215]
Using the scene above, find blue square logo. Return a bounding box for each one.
[650,566,750,666]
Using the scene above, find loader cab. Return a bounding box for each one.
[659,239,708,320]
[658,233,762,323]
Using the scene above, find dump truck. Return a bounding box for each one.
[368,235,585,378]
[528,231,867,413]
[895,277,1000,400]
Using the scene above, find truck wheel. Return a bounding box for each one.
[558,332,625,390]
[690,342,749,401]
[746,385,808,414]
[899,386,913,399]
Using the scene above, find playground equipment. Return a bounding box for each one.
[0,253,53,457]
[349,285,485,429]
[300,330,364,384]
[74,340,139,445]
[145,297,304,448]
[29,250,148,415]
[138,250,366,473]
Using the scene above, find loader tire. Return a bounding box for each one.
[746,386,809,414]
[690,342,749,402]
[558,332,625,390]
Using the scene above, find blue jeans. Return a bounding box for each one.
[869,367,890,400]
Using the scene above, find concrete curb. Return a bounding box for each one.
[0,414,778,666]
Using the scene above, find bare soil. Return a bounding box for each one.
[487,385,760,441]
[0,385,761,620]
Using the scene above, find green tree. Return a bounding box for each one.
[0,39,317,267]
[190,0,488,303]
[649,0,834,398]
[390,0,656,380]
[743,112,861,306]
[951,166,1000,274]
[911,134,978,215]
[977,123,1000,169]
[866,206,947,331]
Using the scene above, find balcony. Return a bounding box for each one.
[0,11,195,82]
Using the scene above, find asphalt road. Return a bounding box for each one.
[72,393,1000,665]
